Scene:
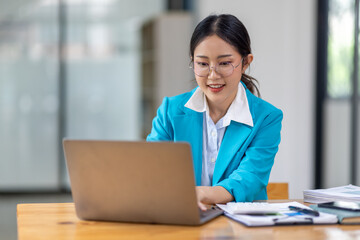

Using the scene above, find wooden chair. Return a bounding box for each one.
[267,182,289,200]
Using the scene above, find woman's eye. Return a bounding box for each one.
[219,61,231,66]
[196,62,208,67]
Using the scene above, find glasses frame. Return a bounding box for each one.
[189,58,243,77]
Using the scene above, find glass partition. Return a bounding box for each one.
[0,1,60,190]
[0,0,165,191]
[323,0,358,187]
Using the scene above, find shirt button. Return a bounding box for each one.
[211,131,216,137]
[211,158,216,163]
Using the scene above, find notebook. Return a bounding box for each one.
[311,204,360,224]
[63,140,223,225]
[217,201,338,227]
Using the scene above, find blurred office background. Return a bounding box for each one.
[0,0,359,239]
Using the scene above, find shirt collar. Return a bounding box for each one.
[184,83,254,127]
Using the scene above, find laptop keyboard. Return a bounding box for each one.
[199,206,223,219]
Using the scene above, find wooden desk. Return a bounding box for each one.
[17,201,360,240]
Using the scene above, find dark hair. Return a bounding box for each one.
[190,14,260,97]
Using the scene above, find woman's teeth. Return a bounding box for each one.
[209,85,224,88]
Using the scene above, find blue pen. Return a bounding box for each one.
[288,206,320,216]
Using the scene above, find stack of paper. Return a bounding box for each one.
[304,185,360,203]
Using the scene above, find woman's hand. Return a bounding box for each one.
[196,186,211,211]
[196,186,234,211]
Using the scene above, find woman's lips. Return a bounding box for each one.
[208,84,225,92]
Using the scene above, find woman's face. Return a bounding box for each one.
[193,35,252,110]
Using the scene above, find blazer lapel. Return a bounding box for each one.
[173,109,203,186]
[212,122,252,184]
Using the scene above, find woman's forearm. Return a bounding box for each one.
[196,186,234,205]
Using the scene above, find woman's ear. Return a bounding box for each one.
[242,54,254,73]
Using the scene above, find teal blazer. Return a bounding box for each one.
[147,83,283,202]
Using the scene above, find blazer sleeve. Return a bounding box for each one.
[215,108,283,202]
[146,97,174,141]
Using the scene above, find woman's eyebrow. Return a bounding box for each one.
[217,54,233,59]
[195,55,208,59]
[195,54,233,59]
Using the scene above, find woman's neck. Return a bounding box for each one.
[206,88,238,124]
[207,101,230,124]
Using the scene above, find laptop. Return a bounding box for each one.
[63,140,223,225]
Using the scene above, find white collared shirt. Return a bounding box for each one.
[184,83,254,186]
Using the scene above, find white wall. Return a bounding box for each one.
[195,0,316,198]
[154,13,195,108]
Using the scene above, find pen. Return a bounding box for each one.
[288,206,320,216]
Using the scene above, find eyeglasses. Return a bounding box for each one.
[189,60,242,77]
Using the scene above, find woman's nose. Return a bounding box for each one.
[208,66,220,79]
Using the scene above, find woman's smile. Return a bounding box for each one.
[208,84,225,92]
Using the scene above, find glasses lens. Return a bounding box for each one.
[193,62,209,77]
[216,63,234,77]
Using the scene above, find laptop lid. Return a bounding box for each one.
[63,140,219,225]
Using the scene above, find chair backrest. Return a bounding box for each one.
[267,182,289,200]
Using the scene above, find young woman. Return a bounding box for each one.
[147,14,283,210]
